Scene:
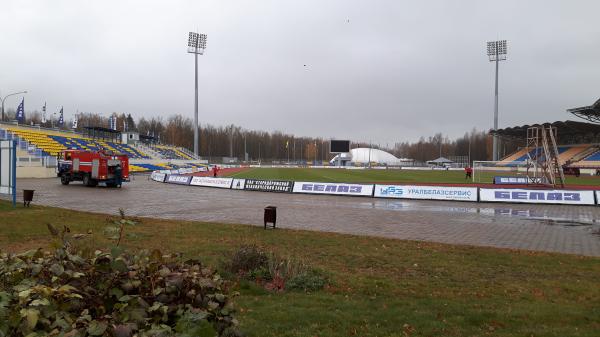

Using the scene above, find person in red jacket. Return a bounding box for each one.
[465,166,473,179]
[212,166,218,177]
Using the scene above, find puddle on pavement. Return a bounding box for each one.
[369,199,599,228]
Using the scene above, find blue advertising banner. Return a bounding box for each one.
[494,176,530,184]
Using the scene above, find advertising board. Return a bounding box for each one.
[165,175,192,185]
[493,176,530,184]
[190,176,233,188]
[178,168,193,174]
[150,171,166,183]
[243,179,293,192]
[374,185,477,201]
[292,181,373,196]
[479,188,595,205]
[0,140,16,198]
[231,179,246,190]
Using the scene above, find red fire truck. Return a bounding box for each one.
[57,150,129,187]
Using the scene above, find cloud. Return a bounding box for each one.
[1,0,598,144]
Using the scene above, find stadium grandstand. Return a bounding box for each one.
[492,98,600,171]
[151,144,195,160]
[0,122,205,174]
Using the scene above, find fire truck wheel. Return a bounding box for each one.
[83,174,92,187]
[60,175,70,185]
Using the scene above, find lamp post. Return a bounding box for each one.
[1,91,28,122]
[486,40,507,161]
[187,32,207,158]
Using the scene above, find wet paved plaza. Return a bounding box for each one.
[15,176,600,257]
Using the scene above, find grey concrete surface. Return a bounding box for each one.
[12,176,600,257]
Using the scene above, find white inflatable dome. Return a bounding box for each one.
[330,148,407,165]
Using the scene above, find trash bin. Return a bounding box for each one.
[23,189,35,207]
[264,206,277,229]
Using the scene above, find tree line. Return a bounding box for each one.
[393,130,519,164]
[3,108,516,162]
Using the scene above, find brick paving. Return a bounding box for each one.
[15,177,600,257]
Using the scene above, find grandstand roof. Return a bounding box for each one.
[83,126,120,134]
[491,120,600,141]
[428,157,453,164]
[567,98,600,123]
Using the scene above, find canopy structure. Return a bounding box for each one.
[83,126,121,143]
[427,157,454,165]
[330,148,412,166]
[139,134,157,144]
[491,120,600,144]
[567,98,600,123]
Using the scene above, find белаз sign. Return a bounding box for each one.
[480,188,594,205]
[293,182,373,196]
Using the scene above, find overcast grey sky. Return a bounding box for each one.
[1,0,599,144]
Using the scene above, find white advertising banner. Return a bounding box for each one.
[0,140,15,195]
[190,176,233,189]
[166,175,191,185]
[231,179,246,190]
[150,171,166,182]
[292,181,373,196]
[178,168,193,174]
[480,188,595,205]
[374,185,478,202]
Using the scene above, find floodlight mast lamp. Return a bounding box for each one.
[188,32,207,157]
[1,91,28,122]
[487,40,507,161]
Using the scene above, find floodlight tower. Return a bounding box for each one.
[187,32,207,157]
[486,40,507,161]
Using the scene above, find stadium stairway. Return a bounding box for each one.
[153,145,194,160]
[557,145,590,165]
[498,148,529,165]
[568,147,600,168]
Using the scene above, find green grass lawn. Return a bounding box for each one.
[2,200,599,336]
[225,167,600,186]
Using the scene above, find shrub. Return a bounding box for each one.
[0,247,242,337]
[221,245,268,277]
[223,246,327,292]
[286,270,328,292]
[247,267,271,282]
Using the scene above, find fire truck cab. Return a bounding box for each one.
[57,150,129,187]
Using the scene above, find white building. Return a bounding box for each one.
[330,148,412,166]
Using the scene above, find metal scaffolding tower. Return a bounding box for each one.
[526,126,565,188]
